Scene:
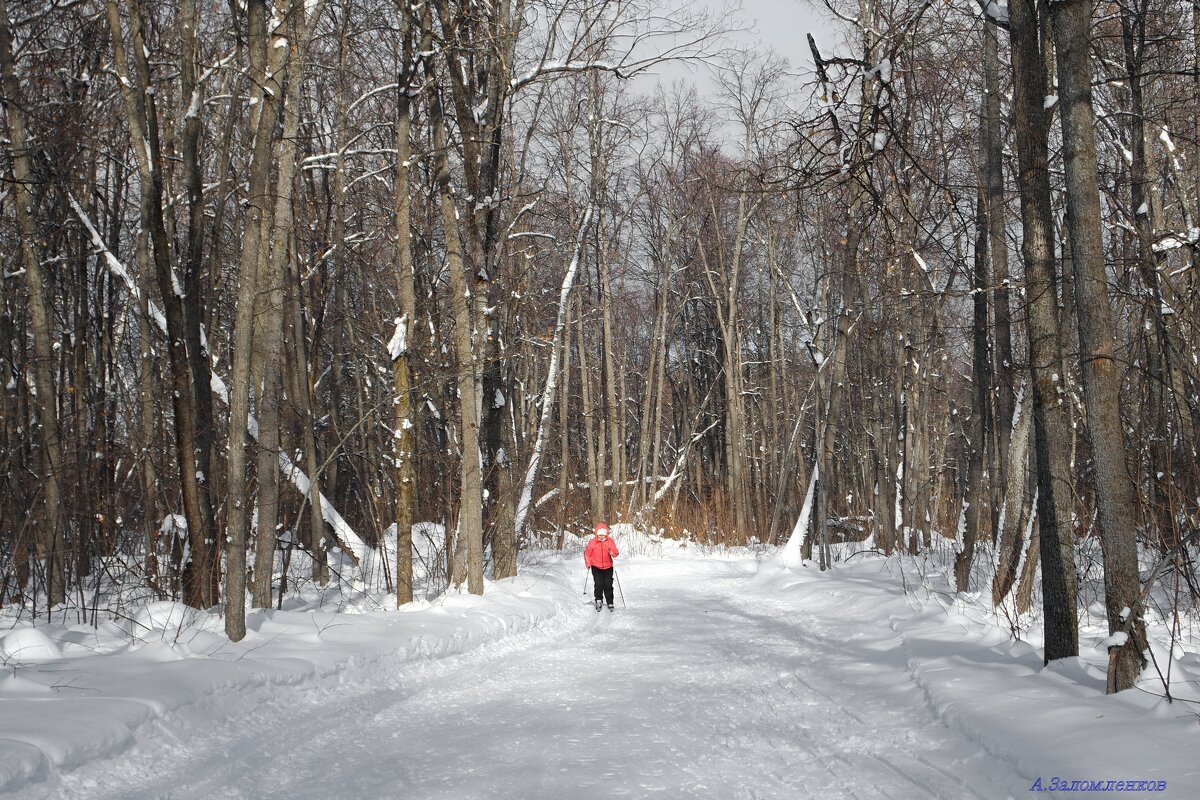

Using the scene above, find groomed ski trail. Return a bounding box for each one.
[19,558,1016,800]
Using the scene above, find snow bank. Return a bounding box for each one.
[749,552,1200,795]
[599,523,768,560]
[0,561,586,794]
[0,629,63,663]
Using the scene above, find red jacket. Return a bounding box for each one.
[584,536,619,570]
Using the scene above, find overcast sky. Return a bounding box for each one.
[733,0,844,73]
[634,0,846,102]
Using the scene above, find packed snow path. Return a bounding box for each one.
[21,559,1018,799]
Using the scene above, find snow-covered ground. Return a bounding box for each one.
[1,530,1197,799]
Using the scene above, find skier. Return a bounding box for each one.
[584,522,619,611]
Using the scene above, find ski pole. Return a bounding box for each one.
[583,567,590,597]
[613,567,625,609]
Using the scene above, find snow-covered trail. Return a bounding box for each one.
[22,559,1017,800]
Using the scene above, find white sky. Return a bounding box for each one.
[733,0,845,73]
[635,0,847,105]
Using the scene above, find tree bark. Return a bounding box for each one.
[983,21,1015,474]
[956,189,992,592]
[1006,0,1080,660]
[392,7,421,605]
[177,0,220,588]
[577,290,604,522]
[1121,7,1175,548]
[251,1,325,608]
[430,87,485,595]
[992,389,1032,606]
[555,307,573,548]
[286,251,331,587]
[223,0,287,640]
[104,0,218,608]
[1050,0,1145,689]
[514,208,593,542]
[0,0,67,606]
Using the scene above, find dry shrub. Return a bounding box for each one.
[641,491,756,547]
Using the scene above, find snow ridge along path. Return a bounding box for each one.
[4,550,1196,798]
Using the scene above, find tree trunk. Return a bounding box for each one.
[287,257,331,586]
[514,208,593,542]
[223,0,287,640]
[0,0,67,607]
[992,389,1032,606]
[983,21,1015,474]
[104,0,218,608]
[1121,9,1175,548]
[817,180,862,566]
[956,190,992,592]
[177,0,220,601]
[577,291,604,522]
[633,248,669,514]
[555,309,574,548]
[1006,0,1080,660]
[431,88,484,595]
[392,13,420,605]
[135,227,164,594]
[251,2,325,607]
[1050,0,1145,690]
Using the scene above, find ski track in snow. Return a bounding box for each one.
[12,560,1018,800]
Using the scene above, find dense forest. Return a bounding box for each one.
[2,0,1198,693]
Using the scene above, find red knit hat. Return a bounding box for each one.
[594,522,610,536]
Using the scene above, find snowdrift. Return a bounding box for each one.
[0,558,587,794]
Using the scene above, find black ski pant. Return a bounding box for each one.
[591,566,614,606]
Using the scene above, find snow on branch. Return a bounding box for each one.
[779,467,818,569]
[510,60,622,91]
[301,148,397,167]
[68,195,162,329]
[348,82,399,116]
[69,195,370,571]
[653,418,720,504]
[975,0,1010,27]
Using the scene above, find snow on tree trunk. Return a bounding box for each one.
[779,466,818,569]
[514,207,593,541]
